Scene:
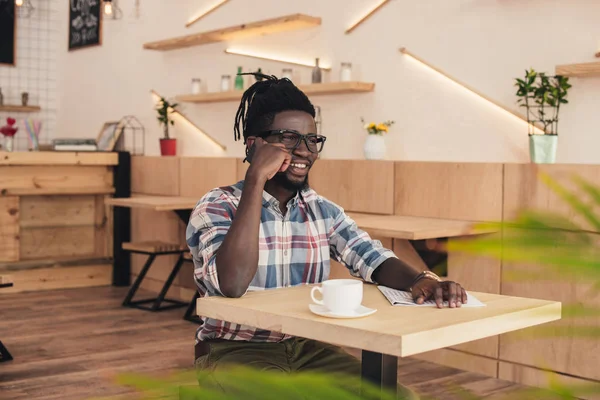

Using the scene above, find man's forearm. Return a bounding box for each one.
[214,176,265,297]
[371,258,426,291]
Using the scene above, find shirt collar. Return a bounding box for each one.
[261,186,309,210]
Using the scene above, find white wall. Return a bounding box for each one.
[0,0,60,151]
[55,0,600,163]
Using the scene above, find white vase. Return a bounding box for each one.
[363,134,386,160]
[529,134,557,164]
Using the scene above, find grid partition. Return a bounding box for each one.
[0,0,59,151]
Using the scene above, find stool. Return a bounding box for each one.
[182,253,203,324]
[122,241,188,311]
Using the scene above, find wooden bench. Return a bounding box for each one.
[0,276,14,363]
[122,241,189,312]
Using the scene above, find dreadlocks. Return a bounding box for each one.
[233,73,316,144]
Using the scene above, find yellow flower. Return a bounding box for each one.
[376,124,388,132]
[368,123,376,129]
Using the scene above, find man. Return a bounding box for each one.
[186,74,467,398]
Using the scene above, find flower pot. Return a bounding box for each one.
[363,134,386,160]
[529,135,557,164]
[3,136,14,152]
[159,138,177,156]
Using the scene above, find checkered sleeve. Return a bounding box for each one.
[186,190,237,297]
[326,201,397,283]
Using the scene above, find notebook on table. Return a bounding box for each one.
[377,285,486,307]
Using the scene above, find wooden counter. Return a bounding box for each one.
[0,151,118,292]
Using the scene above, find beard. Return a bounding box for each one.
[272,170,309,192]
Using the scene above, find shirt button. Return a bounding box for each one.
[284,250,288,256]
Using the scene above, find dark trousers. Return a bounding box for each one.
[194,338,418,399]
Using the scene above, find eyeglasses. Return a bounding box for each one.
[256,129,327,153]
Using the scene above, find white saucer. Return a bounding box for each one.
[308,304,377,319]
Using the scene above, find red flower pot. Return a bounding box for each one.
[159,138,177,156]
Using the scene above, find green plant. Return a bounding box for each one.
[156,97,178,139]
[515,68,571,136]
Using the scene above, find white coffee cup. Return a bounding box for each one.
[310,279,363,314]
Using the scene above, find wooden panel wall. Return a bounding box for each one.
[501,164,600,382]
[179,157,238,198]
[394,162,503,221]
[0,196,19,262]
[504,164,600,230]
[0,166,113,195]
[310,160,395,214]
[131,156,180,195]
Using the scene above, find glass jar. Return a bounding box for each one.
[191,78,201,95]
[4,136,14,152]
[282,68,293,80]
[220,75,231,92]
[340,62,352,82]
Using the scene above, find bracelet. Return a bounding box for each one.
[409,270,442,292]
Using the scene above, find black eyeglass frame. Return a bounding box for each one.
[253,129,327,153]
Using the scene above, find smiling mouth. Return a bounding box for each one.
[287,162,310,176]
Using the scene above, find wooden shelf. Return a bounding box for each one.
[176,81,375,104]
[555,61,600,77]
[0,105,41,112]
[143,14,321,51]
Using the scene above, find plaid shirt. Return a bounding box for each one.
[186,180,396,344]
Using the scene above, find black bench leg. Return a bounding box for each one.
[122,254,156,307]
[0,340,13,362]
[151,254,185,311]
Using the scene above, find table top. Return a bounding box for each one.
[196,284,561,358]
[105,195,198,211]
[347,212,498,240]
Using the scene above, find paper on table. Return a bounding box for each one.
[377,285,486,307]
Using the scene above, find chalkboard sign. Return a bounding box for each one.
[0,1,16,65]
[68,0,102,51]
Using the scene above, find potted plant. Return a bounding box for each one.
[515,68,571,164]
[156,96,178,156]
[361,118,394,160]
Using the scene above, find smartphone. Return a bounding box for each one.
[244,143,256,164]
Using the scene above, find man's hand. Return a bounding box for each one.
[412,278,467,308]
[246,138,292,183]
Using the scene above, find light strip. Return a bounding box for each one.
[224,48,332,71]
[345,0,391,34]
[399,47,545,135]
[186,0,229,28]
[150,90,227,151]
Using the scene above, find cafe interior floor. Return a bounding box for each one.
[0,286,530,400]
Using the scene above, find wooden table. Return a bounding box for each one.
[197,284,561,395]
[105,195,198,215]
[346,212,497,240]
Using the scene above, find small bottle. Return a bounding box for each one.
[234,66,244,90]
[312,58,322,84]
[340,62,352,82]
[221,75,231,91]
[191,78,201,95]
[255,68,263,81]
[314,105,322,135]
[0,88,3,106]
[22,92,29,106]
